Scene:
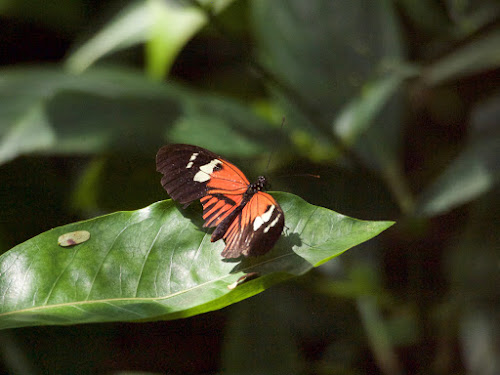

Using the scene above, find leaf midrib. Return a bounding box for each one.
[0,250,299,318]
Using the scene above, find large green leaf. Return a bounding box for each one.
[0,193,393,330]
[0,66,282,165]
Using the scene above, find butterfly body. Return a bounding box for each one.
[156,144,284,258]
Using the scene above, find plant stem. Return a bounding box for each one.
[357,296,404,375]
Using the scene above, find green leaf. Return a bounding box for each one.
[66,0,236,77]
[166,92,285,157]
[424,29,500,85]
[65,2,151,74]
[146,0,202,80]
[70,156,164,215]
[251,0,404,144]
[0,66,281,165]
[0,67,172,164]
[416,95,500,216]
[416,137,500,216]
[331,66,418,214]
[0,103,55,165]
[333,70,416,146]
[0,193,394,329]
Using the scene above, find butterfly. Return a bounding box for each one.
[156,144,284,258]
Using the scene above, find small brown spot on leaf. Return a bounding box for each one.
[58,230,91,247]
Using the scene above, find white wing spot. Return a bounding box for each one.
[193,159,221,182]
[186,152,199,169]
[264,213,281,233]
[253,205,275,231]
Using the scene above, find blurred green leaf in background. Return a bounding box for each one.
[1,0,499,374]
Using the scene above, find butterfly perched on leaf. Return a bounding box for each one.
[156,144,284,258]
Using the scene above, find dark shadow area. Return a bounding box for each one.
[228,231,307,276]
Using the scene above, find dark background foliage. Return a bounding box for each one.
[1,0,499,374]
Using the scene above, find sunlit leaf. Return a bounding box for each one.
[65,2,151,73]
[146,0,203,79]
[0,193,394,329]
[66,0,236,77]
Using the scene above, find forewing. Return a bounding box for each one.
[156,144,249,205]
[221,192,285,258]
[156,144,250,229]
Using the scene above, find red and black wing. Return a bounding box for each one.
[156,144,249,228]
[221,192,284,258]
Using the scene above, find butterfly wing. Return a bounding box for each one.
[220,192,285,258]
[156,144,250,228]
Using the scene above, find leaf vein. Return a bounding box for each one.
[134,224,163,297]
[85,218,132,300]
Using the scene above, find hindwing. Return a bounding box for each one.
[220,192,285,258]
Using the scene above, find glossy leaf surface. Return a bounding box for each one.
[0,193,393,329]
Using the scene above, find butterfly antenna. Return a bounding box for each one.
[275,173,321,179]
[265,116,286,173]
